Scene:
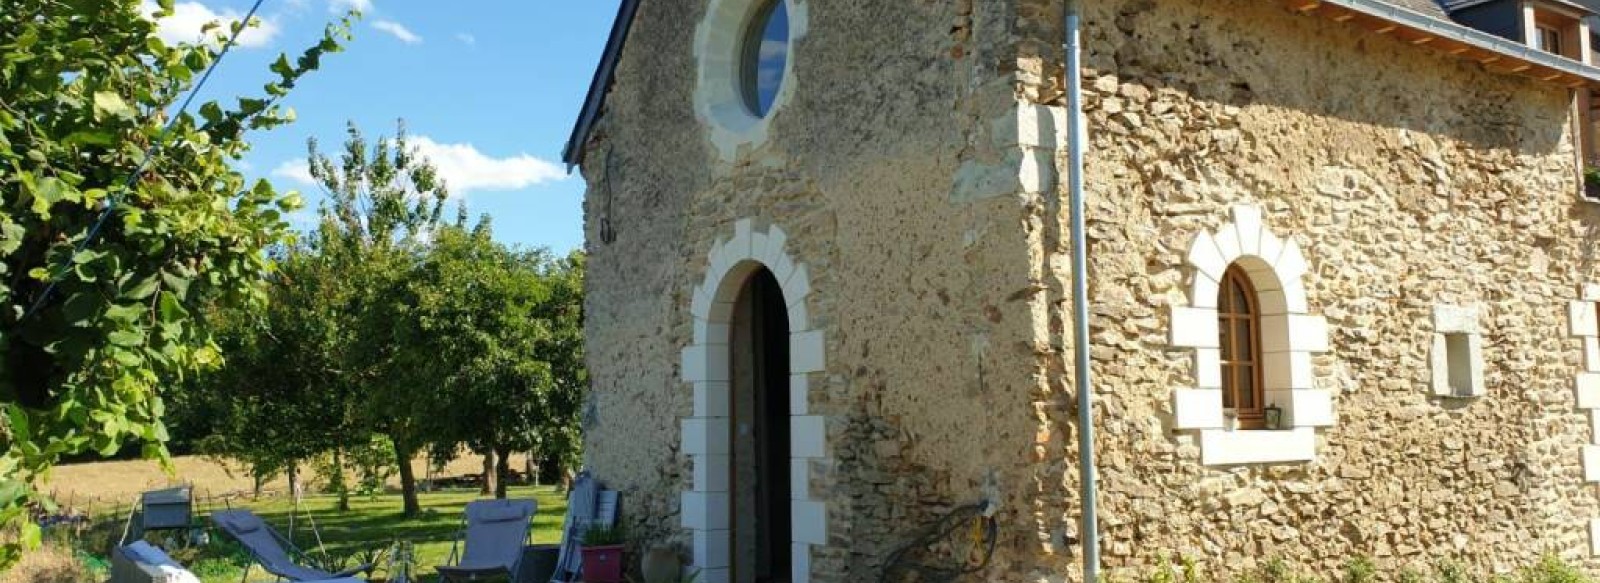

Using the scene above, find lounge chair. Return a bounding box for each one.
[550,472,619,583]
[210,509,372,582]
[111,541,201,583]
[435,498,538,582]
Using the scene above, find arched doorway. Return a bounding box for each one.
[681,219,827,583]
[729,268,791,583]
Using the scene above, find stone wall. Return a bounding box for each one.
[577,0,1600,581]
[578,0,1058,581]
[1017,0,1600,579]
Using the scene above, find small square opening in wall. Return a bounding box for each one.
[1444,333,1474,397]
[1430,332,1485,398]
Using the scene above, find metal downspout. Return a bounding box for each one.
[1063,1,1100,581]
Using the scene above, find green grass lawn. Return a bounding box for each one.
[110,485,568,583]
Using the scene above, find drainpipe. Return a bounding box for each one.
[1063,1,1100,582]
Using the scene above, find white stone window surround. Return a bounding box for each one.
[693,0,810,162]
[1431,304,1486,398]
[1170,205,1335,466]
[1566,284,1600,555]
[680,219,826,583]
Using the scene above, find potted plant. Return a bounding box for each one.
[580,524,627,583]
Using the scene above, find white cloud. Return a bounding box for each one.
[372,20,422,44]
[455,33,477,46]
[408,136,565,196]
[329,0,371,13]
[269,137,566,198]
[759,39,787,61]
[271,159,316,186]
[284,208,321,232]
[144,1,280,48]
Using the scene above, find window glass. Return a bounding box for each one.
[1537,25,1562,55]
[1218,266,1264,428]
[741,0,789,117]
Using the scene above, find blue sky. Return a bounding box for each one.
[146,0,618,252]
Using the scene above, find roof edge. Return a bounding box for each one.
[562,0,642,169]
[1297,0,1600,85]
[562,0,1600,169]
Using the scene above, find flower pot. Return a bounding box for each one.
[641,546,681,583]
[581,544,626,583]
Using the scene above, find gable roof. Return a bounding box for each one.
[561,0,1600,168]
[562,0,642,168]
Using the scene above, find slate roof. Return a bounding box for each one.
[1384,0,1452,19]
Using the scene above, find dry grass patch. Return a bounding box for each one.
[0,544,90,583]
[43,453,534,508]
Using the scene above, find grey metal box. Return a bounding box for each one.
[139,487,192,531]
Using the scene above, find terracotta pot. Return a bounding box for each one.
[641,545,682,583]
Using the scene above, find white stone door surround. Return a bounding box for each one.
[681,218,827,583]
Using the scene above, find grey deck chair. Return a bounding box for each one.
[550,472,619,583]
[210,509,371,582]
[436,498,538,582]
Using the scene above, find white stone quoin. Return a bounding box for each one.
[1170,204,1333,466]
[1569,283,1600,556]
[680,218,826,583]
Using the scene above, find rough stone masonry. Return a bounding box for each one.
[573,0,1600,580]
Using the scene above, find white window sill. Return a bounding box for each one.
[1199,427,1315,466]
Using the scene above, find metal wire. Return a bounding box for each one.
[879,502,999,583]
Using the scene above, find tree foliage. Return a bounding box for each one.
[0,0,349,564]
[401,223,586,499]
[174,241,364,501]
[180,122,588,516]
[314,120,450,516]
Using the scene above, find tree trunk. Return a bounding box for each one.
[494,445,511,499]
[394,441,421,517]
[480,449,497,496]
[332,448,351,512]
[287,462,300,500]
[252,468,264,498]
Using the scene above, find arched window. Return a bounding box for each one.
[1218,265,1264,429]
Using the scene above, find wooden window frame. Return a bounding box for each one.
[1218,265,1266,430]
[1538,24,1564,55]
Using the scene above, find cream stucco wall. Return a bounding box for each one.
[575,0,1600,580]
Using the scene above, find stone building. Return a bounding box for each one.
[560,0,1600,581]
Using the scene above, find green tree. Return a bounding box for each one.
[0,0,349,564]
[181,241,369,507]
[404,223,587,499]
[309,120,447,517]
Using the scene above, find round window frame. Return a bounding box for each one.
[693,0,807,161]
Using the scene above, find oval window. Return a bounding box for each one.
[741,0,788,117]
